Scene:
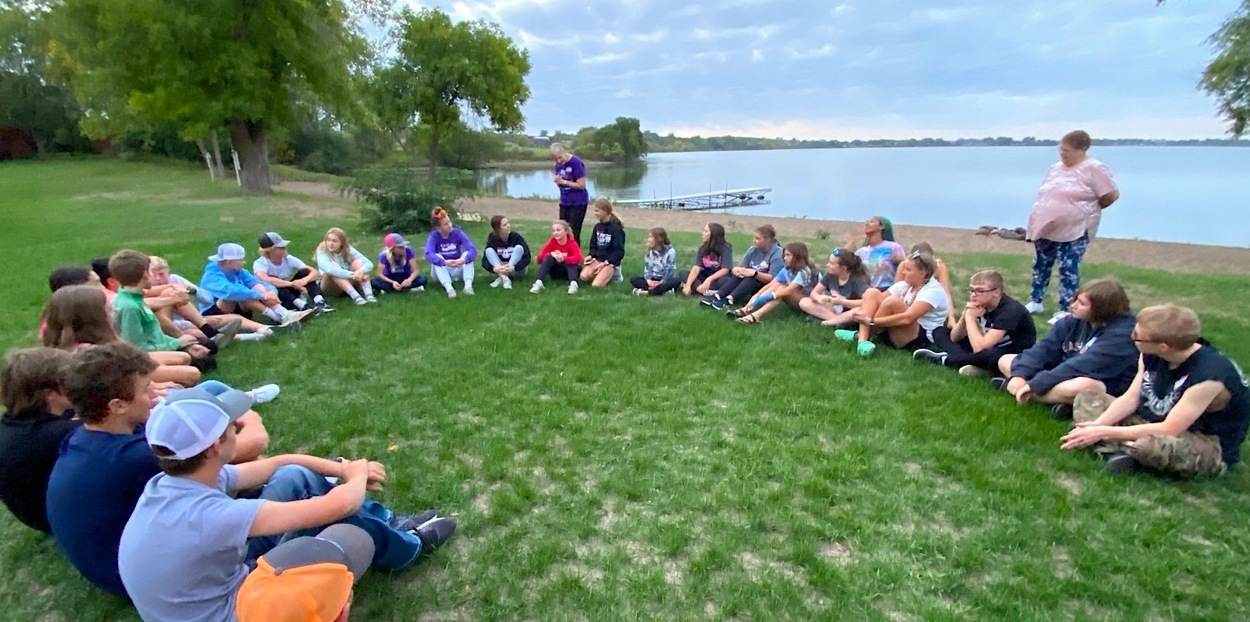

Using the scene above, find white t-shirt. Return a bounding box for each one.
[887,278,950,338]
[252,255,307,281]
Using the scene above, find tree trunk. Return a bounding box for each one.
[426,127,440,175]
[228,119,273,195]
[209,130,226,179]
[195,138,216,179]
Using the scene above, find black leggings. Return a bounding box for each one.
[559,204,588,246]
[931,326,1012,371]
[274,268,323,310]
[537,255,578,281]
[713,275,764,303]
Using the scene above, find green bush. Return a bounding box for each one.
[344,165,478,234]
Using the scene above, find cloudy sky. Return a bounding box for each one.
[403,0,1242,140]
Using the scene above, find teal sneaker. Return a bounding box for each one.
[857,341,876,358]
[834,329,858,342]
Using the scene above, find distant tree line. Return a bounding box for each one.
[640,132,1246,153]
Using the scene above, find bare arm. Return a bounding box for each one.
[254,270,294,289]
[874,300,934,327]
[1099,190,1120,208]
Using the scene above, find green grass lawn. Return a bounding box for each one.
[2,158,1249,621]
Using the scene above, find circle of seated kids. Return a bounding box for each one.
[1,205,1247,621]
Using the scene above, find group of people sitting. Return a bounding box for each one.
[1,200,1247,621]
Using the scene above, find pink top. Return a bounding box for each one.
[1026,158,1117,243]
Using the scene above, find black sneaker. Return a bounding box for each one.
[1105,453,1144,475]
[1050,404,1074,420]
[913,349,947,366]
[699,295,717,307]
[391,509,437,531]
[412,516,457,552]
[990,377,1008,392]
[314,301,335,315]
[709,297,727,310]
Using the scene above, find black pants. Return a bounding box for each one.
[275,268,323,310]
[713,275,764,304]
[559,203,588,246]
[654,267,720,296]
[537,255,578,281]
[931,326,1011,372]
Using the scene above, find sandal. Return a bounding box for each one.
[727,307,751,319]
[737,313,760,324]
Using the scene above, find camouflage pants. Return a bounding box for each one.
[1073,390,1227,478]
[1030,233,1088,311]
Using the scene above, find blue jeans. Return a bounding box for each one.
[370,274,427,293]
[1031,233,1089,311]
[485,246,525,270]
[244,465,423,570]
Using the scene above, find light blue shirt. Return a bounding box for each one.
[119,465,264,622]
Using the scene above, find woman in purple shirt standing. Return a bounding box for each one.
[550,143,589,246]
[424,208,477,298]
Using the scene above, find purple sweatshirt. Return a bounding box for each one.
[424,228,478,266]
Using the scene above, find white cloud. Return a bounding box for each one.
[786,44,835,60]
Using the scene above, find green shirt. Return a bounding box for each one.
[112,289,182,352]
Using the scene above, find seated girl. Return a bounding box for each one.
[42,285,203,387]
[483,215,531,290]
[730,242,819,324]
[798,248,871,328]
[630,227,676,296]
[372,233,427,294]
[659,223,732,297]
[899,242,956,327]
[315,227,376,305]
[580,197,626,287]
[702,224,784,310]
[835,252,951,358]
[424,208,478,297]
[253,232,329,312]
[530,220,584,295]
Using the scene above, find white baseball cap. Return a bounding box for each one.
[208,243,247,262]
[146,388,253,460]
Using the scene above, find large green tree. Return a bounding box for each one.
[372,7,531,172]
[1200,0,1250,136]
[0,1,84,156]
[572,117,648,163]
[50,0,368,193]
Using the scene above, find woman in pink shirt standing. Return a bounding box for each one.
[1026,130,1120,325]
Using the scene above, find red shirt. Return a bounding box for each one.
[536,236,583,265]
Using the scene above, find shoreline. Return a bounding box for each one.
[277,183,1250,275]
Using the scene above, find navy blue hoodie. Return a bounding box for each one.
[1010,313,1138,396]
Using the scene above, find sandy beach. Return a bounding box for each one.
[280,182,1250,275]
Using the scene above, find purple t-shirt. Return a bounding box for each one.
[555,155,589,205]
[423,228,478,266]
[378,247,416,281]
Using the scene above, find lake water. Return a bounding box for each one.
[476,146,1250,248]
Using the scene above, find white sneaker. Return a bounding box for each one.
[415,285,425,292]
[463,286,475,296]
[490,277,503,288]
[568,281,579,295]
[632,287,642,295]
[530,280,544,294]
[958,365,989,378]
[247,384,280,404]
[1048,311,1071,326]
[280,309,312,327]
[446,288,457,298]
[1025,301,1044,314]
[365,295,378,303]
[354,297,368,305]
[502,277,513,290]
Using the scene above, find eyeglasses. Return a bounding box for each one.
[1130,329,1162,344]
[968,287,998,295]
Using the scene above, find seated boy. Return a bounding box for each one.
[0,348,79,533]
[148,255,275,341]
[254,231,331,312]
[914,270,1036,376]
[109,249,232,361]
[993,279,1138,418]
[118,388,456,621]
[198,243,312,327]
[235,523,374,622]
[46,343,269,597]
[1061,304,1249,477]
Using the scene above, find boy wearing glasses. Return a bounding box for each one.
[1060,304,1249,477]
[914,270,1036,376]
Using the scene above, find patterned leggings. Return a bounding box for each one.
[1030,233,1089,311]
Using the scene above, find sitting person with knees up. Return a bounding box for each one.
[109,250,226,365]
[913,270,1036,377]
[729,241,819,324]
[117,388,456,621]
[701,224,784,310]
[630,227,677,296]
[254,232,331,313]
[425,208,477,298]
[854,216,906,291]
[483,215,532,290]
[994,278,1137,419]
[581,197,626,288]
[1060,304,1249,478]
[372,233,427,295]
[530,220,584,295]
[201,243,314,325]
[46,343,270,598]
[0,348,78,534]
[148,256,274,342]
[798,248,870,328]
[834,252,950,358]
[663,222,731,298]
[315,227,376,305]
